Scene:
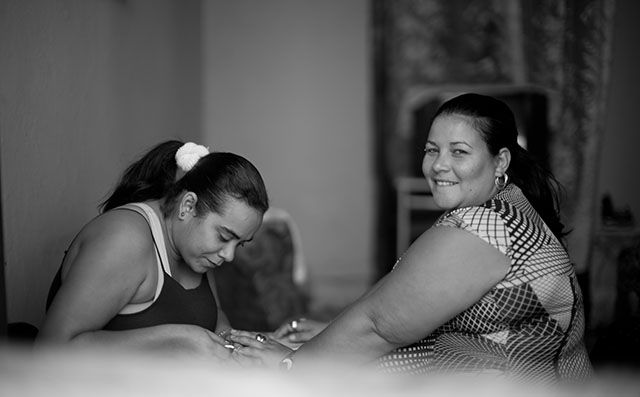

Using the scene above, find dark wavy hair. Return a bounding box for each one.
[433,93,568,241]
[100,140,269,217]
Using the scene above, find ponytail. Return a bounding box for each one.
[100,140,269,217]
[100,140,182,212]
[507,145,568,241]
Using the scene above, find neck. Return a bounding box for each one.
[161,214,182,264]
[147,200,193,281]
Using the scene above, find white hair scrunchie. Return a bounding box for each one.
[175,142,210,172]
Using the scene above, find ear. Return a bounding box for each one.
[178,192,198,219]
[495,148,511,177]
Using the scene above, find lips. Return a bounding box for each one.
[205,257,222,268]
[433,179,457,186]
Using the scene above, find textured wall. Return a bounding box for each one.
[0,0,202,327]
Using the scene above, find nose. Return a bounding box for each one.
[219,243,236,263]
[423,152,449,175]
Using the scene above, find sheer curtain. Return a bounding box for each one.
[372,0,616,276]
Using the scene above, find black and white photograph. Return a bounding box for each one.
[1,1,639,395]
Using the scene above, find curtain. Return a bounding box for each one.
[372,0,616,276]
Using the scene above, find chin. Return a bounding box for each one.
[432,197,455,211]
[191,263,210,273]
[429,190,450,207]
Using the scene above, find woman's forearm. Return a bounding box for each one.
[291,302,400,368]
[38,324,232,360]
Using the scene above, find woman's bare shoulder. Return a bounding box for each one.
[64,208,156,275]
[80,208,152,245]
[46,209,161,338]
[400,224,510,278]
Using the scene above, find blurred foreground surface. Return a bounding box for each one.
[1,343,639,397]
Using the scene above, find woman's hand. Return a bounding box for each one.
[228,330,293,369]
[271,318,328,346]
[190,326,236,360]
[134,324,236,363]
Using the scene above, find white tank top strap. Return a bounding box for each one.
[116,203,170,315]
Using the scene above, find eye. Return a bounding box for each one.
[452,149,468,156]
[218,234,231,243]
[424,147,438,155]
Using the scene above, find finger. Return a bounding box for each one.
[287,330,314,343]
[233,345,269,358]
[272,324,291,339]
[273,318,308,338]
[301,320,324,331]
[271,334,292,344]
[207,332,228,344]
[229,329,258,339]
[218,345,233,359]
[217,328,232,338]
[229,333,269,348]
[292,323,312,333]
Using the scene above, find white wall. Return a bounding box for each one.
[202,0,374,312]
[0,0,202,327]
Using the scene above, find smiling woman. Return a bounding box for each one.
[228,94,592,384]
[423,113,510,210]
[37,140,269,362]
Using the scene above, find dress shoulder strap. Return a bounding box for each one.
[116,203,170,314]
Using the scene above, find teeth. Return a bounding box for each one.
[435,181,456,186]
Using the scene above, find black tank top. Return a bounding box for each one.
[46,203,218,332]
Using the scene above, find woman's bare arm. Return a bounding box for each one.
[37,211,231,359]
[291,225,511,367]
[38,211,153,344]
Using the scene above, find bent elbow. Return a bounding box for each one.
[368,309,414,348]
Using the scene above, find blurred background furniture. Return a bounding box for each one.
[588,231,640,368]
[588,227,640,330]
[394,177,442,258]
[214,207,309,332]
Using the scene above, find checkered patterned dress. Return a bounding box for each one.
[377,184,592,382]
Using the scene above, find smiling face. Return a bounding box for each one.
[422,114,509,211]
[175,195,263,273]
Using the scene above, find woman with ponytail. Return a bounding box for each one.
[232,94,592,383]
[38,140,269,361]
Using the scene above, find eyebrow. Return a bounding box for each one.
[426,140,472,147]
[219,225,254,242]
[219,226,240,240]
